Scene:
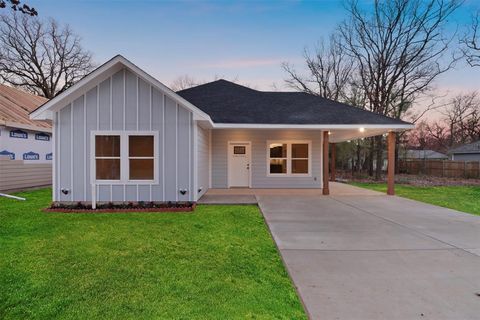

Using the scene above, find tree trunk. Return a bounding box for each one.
[368,138,374,176]
[394,134,400,174]
[356,142,361,173]
[374,136,383,181]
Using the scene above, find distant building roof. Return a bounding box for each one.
[0,84,50,131]
[449,140,480,155]
[404,149,448,159]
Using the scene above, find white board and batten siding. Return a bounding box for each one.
[211,129,323,188]
[196,125,210,198]
[54,68,195,203]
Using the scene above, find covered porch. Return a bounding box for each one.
[205,127,400,202]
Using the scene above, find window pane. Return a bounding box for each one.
[233,146,246,154]
[129,136,154,157]
[270,159,287,174]
[270,143,287,158]
[95,136,120,157]
[292,159,309,174]
[292,143,308,158]
[96,159,120,180]
[129,159,154,180]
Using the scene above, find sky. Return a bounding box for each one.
[27,0,480,117]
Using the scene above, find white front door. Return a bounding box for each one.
[228,142,251,187]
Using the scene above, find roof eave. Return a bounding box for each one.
[212,123,414,130]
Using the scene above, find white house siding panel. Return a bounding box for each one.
[72,96,85,201]
[54,112,60,200]
[197,125,210,198]
[164,97,177,201]
[177,107,191,201]
[151,88,164,201]
[84,87,98,201]
[54,68,194,203]
[111,71,125,201]
[58,105,72,201]
[98,78,112,201]
[211,129,323,188]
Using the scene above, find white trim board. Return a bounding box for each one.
[90,130,159,185]
[213,123,414,130]
[266,140,312,177]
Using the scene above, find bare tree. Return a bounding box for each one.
[283,34,354,101]
[0,0,37,16]
[170,75,200,91]
[0,14,94,98]
[441,91,480,145]
[461,11,480,67]
[339,0,461,179]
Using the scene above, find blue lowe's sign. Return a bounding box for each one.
[23,151,39,160]
[35,132,50,141]
[10,129,28,139]
[46,153,53,160]
[0,150,15,160]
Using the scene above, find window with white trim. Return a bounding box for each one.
[268,141,311,176]
[93,132,157,183]
[95,135,121,180]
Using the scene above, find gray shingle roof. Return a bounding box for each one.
[405,149,448,159]
[177,80,411,125]
[449,140,480,154]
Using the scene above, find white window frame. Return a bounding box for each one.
[266,140,312,177]
[91,131,159,185]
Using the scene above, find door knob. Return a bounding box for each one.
[247,164,250,170]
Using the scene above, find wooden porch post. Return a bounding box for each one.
[330,143,336,182]
[387,131,396,195]
[323,131,329,195]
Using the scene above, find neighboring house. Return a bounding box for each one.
[448,141,480,161]
[402,149,448,160]
[30,55,413,204]
[0,84,51,163]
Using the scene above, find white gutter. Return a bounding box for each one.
[212,123,414,130]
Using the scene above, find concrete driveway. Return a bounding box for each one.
[258,185,480,319]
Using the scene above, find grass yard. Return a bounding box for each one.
[351,182,480,216]
[0,188,306,320]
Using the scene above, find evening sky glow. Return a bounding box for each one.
[27,0,480,117]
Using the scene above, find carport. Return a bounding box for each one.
[257,183,480,319]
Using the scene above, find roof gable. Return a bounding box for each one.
[30,55,212,123]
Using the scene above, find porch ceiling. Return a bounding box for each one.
[328,127,402,143]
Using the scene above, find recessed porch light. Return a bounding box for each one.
[359,127,365,133]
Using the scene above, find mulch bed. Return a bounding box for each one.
[44,202,196,213]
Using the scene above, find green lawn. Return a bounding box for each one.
[0,188,306,320]
[351,182,480,216]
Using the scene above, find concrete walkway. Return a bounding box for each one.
[258,184,480,320]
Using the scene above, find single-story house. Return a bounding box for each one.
[0,84,51,163]
[402,149,448,160]
[30,55,413,205]
[448,141,480,161]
